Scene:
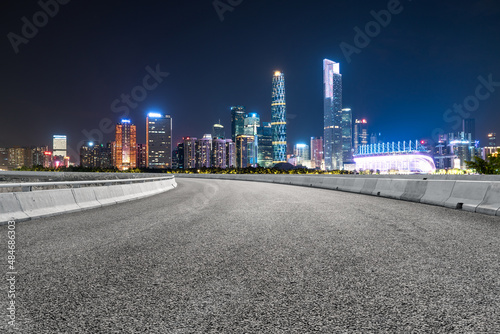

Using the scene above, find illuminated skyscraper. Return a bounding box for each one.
[226,139,236,168]
[294,144,310,162]
[212,138,227,168]
[196,134,212,168]
[244,113,260,166]
[311,137,323,170]
[236,135,254,168]
[212,122,225,139]
[258,122,273,168]
[53,135,67,157]
[114,119,137,171]
[146,112,172,169]
[488,133,497,147]
[341,108,353,165]
[323,59,343,170]
[183,137,197,169]
[271,71,287,164]
[231,106,246,142]
[354,119,368,154]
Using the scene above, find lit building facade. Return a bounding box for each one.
[196,134,212,168]
[231,106,246,142]
[146,113,172,169]
[354,140,436,174]
[294,144,310,164]
[137,143,147,169]
[175,142,185,170]
[53,135,67,158]
[341,108,353,166]
[183,137,197,169]
[213,123,225,139]
[236,135,254,168]
[311,137,323,170]
[0,148,8,170]
[354,119,368,154]
[323,59,343,171]
[212,138,227,168]
[258,122,273,168]
[226,139,236,168]
[271,71,287,164]
[114,119,137,171]
[488,133,497,147]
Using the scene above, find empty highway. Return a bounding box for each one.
[1,178,499,333]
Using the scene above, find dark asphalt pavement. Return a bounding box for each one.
[1,178,499,333]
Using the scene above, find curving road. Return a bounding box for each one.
[1,178,499,333]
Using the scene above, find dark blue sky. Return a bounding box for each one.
[1,0,499,160]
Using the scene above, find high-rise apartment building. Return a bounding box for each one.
[226,139,236,168]
[271,71,287,164]
[183,137,197,169]
[310,137,323,170]
[0,147,9,170]
[114,119,137,171]
[146,113,172,169]
[231,106,246,142]
[323,59,343,170]
[212,138,227,168]
[196,134,212,168]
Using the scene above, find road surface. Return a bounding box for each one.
[1,178,499,333]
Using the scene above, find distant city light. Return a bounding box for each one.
[148,112,163,118]
[274,71,281,76]
[89,142,94,147]
[362,119,367,124]
[449,140,470,145]
[44,151,52,155]
[53,135,66,139]
[296,144,307,148]
[121,119,131,123]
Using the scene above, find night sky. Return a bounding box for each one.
[1,0,500,161]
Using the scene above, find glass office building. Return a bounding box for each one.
[231,106,246,142]
[323,59,343,170]
[146,113,172,169]
[271,71,287,164]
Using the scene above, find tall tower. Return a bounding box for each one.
[114,119,137,171]
[146,112,172,169]
[271,71,287,164]
[341,108,353,164]
[231,106,246,142]
[323,59,343,170]
[212,122,225,139]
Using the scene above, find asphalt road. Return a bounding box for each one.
[1,178,499,333]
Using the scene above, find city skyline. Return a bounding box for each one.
[1,1,499,162]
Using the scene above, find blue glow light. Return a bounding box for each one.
[89,142,94,147]
[148,112,163,118]
[121,119,131,123]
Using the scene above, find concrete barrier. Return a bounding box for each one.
[72,187,102,209]
[0,193,29,222]
[0,177,177,224]
[444,181,490,212]
[419,180,455,206]
[15,189,81,219]
[476,183,500,216]
[401,180,428,202]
